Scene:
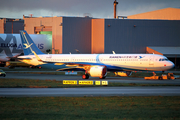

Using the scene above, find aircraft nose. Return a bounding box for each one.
[164,61,174,69]
[169,61,175,69]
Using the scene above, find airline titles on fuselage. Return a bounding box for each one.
[109,56,148,61]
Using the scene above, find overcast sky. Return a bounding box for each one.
[0,0,180,19]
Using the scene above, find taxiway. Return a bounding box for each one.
[4,72,180,85]
[0,87,180,97]
[1,72,180,97]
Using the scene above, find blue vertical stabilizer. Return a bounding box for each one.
[20,30,44,55]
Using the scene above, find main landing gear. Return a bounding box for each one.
[82,74,89,79]
[99,76,106,79]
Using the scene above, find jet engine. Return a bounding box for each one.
[89,66,107,78]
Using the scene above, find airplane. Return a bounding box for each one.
[0,33,52,66]
[18,30,175,79]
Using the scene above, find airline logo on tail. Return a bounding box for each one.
[23,43,33,49]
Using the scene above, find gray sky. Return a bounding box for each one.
[0,0,180,18]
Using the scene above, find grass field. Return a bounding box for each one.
[0,96,180,120]
[0,78,179,88]
[1,68,180,119]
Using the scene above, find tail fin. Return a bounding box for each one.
[19,30,44,55]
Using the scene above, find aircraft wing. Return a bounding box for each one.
[39,58,122,71]
[6,53,23,60]
[17,57,32,60]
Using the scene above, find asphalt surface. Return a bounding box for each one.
[4,72,180,85]
[1,71,180,97]
[0,87,180,97]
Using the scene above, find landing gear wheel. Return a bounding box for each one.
[159,76,163,80]
[99,76,106,79]
[82,74,89,79]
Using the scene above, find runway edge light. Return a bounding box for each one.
[63,80,77,85]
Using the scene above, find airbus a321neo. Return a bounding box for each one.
[18,30,174,79]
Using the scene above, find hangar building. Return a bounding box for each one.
[24,16,91,54]
[0,18,24,33]
[127,8,180,20]
[0,8,180,66]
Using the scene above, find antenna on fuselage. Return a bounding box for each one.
[75,49,81,54]
[112,51,116,54]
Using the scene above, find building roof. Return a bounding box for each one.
[128,8,180,20]
[147,47,180,57]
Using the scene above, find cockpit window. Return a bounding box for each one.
[159,58,169,61]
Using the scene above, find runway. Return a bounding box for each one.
[0,87,180,97]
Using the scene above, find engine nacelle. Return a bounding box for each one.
[89,66,107,78]
[115,71,132,77]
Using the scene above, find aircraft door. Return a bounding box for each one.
[149,56,154,67]
[71,57,75,63]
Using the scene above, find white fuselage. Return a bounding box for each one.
[18,54,174,71]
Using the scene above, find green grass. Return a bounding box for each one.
[0,78,62,88]
[0,96,180,120]
[0,78,179,88]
